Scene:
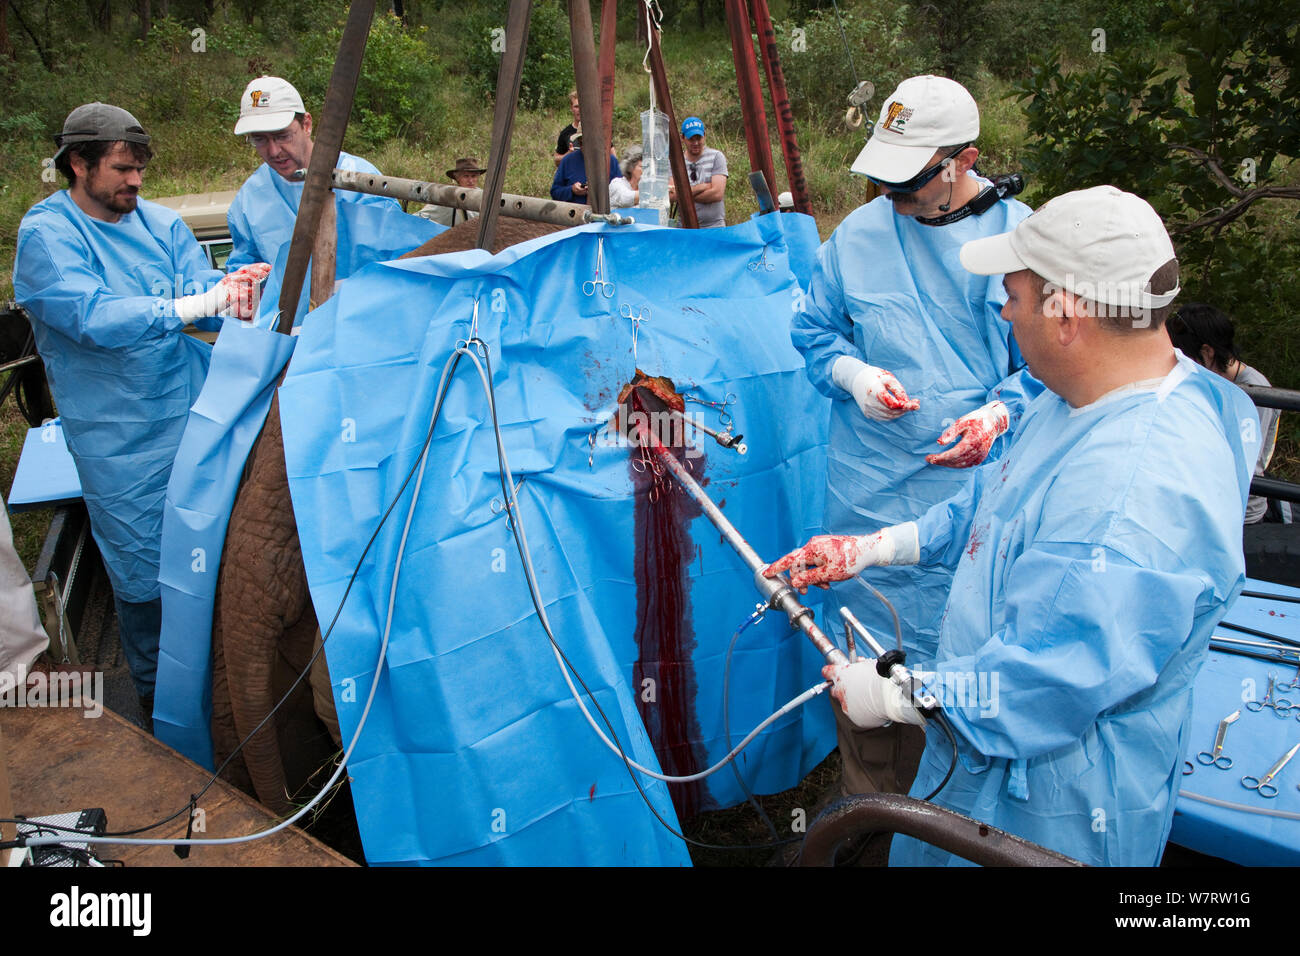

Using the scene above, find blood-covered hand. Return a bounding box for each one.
[762,523,920,593]
[173,262,271,321]
[927,400,1009,468]
[831,356,919,421]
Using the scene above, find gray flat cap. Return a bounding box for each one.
[54,103,151,160]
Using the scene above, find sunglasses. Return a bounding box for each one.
[866,143,970,193]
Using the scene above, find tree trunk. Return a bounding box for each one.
[137,0,150,40]
[0,0,13,60]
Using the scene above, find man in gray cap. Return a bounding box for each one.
[227,76,396,271]
[12,103,270,725]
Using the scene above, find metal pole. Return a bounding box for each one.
[276,0,375,334]
[749,0,811,214]
[568,0,610,214]
[800,793,1085,867]
[477,0,534,251]
[598,0,618,165]
[645,8,698,228]
[629,412,846,664]
[329,168,610,227]
[723,0,777,200]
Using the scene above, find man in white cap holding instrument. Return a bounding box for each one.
[226,75,397,272]
[770,185,1257,866]
[785,75,1038,800]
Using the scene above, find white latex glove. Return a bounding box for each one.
[821,658,924,729]
[832,355,919,421]
[763,522,919,593]
[173,263,272,321]
[927,400,1009,468]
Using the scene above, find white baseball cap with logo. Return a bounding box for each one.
[850,75,980,183]
[233,76,307,135]
[959,185,1180,310]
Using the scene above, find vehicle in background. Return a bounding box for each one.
[152,190,237,270]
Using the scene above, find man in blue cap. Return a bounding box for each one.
[669,116,728,227]
[13,103,271,722]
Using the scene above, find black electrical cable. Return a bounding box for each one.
[850,574,957,799]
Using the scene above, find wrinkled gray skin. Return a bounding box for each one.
[210,217,566,812]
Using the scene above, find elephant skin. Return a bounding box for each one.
[210,216,567,812]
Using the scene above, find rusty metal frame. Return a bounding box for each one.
[799,793,1086,867]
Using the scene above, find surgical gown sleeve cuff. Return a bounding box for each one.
[914,475,982,567]
[987,367,1045,431]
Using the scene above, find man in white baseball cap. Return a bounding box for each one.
[782,75,1039,801]
[772,185,1259,866]
[226,75,397,272]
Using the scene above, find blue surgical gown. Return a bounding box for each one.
[791,185,1039,660]
[892,354,1258,866]
[13,191,224,603]
[226,151,398,271]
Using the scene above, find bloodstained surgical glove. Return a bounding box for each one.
[821,658,924,729]
[762,522,920,593]
[927,400,1010,468]
[831,355,920,421]
[173,262,272,321]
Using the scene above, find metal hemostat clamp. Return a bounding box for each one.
[666,408,747,455]
[1196,709,1240,770]
[839,606,938,713]
[1242,742,1300,798]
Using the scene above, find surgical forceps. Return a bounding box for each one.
[1196,709,1240,769]
[490,477,525,515]
[583,238,615,298]
[1242,742,1300,798]
[1247,673,1295,717]
[748,248,774,272]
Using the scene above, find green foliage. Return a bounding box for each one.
[1014,0,1300,391]
[293,11,443,148]
[463,0,573,111]
[777,0,929,131]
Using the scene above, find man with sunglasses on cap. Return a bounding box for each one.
[13,103,272,723]
[227,76,397,272]
[788,75,1039,800]
[771,186,1257,866]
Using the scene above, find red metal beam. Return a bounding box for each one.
[749,0,811,214]
[723,0,776,200]
[598,0,617,164]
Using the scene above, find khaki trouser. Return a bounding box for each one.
[832,694,927,796]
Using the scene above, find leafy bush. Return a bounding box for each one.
[775,0,930,131]
[464,0,574,111]
[293,11,443,148]
[1014,0,1300,392]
